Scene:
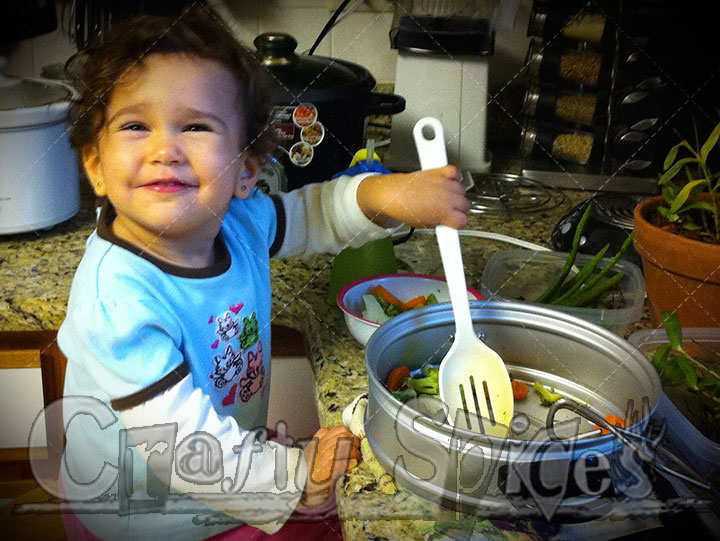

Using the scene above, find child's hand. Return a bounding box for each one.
[298,425,360,509]
[356,166,469,229]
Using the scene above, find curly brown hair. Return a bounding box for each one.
[67,5,277,159]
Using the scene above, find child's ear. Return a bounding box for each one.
[233,154,261,199]
[82,144,107,197]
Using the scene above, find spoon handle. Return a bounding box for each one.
[413,118,475,341]
[436,225,475,340]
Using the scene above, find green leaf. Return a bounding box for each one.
[698,377,720,394]
[669,179,708,213]
[700,122,720,162]
[682,220,702,231]
[651,343,672,366]
[659,158,698,185]
[684,201,717,213]
[660,311,682,349]
[657,206,679,222]
[677,356,698,390]
[663,142,681,170]
[652,350,686,386]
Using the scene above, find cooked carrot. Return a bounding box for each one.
[374,285,403,307]
[386,365,410,391]
[593,414,626,435]
[401,295,426,311]
[511,380,529,400]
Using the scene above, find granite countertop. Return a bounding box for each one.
[0,179,653,539]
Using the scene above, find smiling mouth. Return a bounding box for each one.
[143,179,194,193]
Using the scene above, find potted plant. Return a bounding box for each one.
[633,121,720,327]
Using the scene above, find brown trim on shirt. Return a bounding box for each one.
[110,363,190,411]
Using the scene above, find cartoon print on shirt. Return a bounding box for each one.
[216,311,240,342]
[238,341,264,403]
[209,343,243,389]
[238,312,259,350]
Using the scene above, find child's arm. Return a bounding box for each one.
[265,166,467,260]
[356,165,469,230]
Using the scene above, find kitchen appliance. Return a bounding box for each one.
[254,33,405,191]
[0,57,80,235]
[384,1,494,174]
[363,301,719,527]
[551,192,644,267]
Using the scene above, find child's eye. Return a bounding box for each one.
[185,123,213,132]
[120,123,147,131]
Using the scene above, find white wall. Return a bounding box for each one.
[3,0,532,90]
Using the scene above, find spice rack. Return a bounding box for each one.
[519,0,664,193]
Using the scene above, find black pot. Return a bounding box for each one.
[254,33,405,191]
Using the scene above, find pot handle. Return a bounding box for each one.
[366,92,406,116]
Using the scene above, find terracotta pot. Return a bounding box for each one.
[633,195,720,327]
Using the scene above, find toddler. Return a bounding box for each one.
[57,5,468,540]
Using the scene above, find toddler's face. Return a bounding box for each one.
[82,53,257,256]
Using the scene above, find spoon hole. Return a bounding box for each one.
[483,380,496,426]
[421,124,437,141]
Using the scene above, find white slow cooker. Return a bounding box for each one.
[0,57,80,234]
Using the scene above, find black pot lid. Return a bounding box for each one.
[254,33,374,103]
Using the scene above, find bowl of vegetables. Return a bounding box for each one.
[337,273,483,346]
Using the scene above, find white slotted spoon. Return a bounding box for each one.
[413,117,514,437]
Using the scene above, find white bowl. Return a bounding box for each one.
[337,273,483,346]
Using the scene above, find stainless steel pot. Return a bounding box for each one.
[364,301,661,520]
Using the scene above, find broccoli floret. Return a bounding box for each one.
[391,387,418,402]
[533,381,562,406]
[425,293,438,305]
[421,363,439,379]
[406,374,439,395]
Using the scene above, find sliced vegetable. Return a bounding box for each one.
[362,294,391,324]
[534,202,632,308]
[391,387,418,402]
[374,285,403,307]
[425,293,438,305]
[536,203,592,304]
[593,414,626,435]
[511,380,529,400]
[401,295,426,311]
[533,381,562,406]
[406,375,439,395]
[385,365,410,392]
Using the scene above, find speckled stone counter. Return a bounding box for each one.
[1,183,652,539]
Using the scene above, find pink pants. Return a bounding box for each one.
[59,477,343,540]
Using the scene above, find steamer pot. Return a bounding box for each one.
[0,57,79,234]
[364,301,661,520]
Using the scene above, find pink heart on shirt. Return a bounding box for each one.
[222,384,237,406]
[229,303,243,314]
[211,339,219,349]
[208,315,214,324]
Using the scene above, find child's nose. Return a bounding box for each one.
[149,132,184,164]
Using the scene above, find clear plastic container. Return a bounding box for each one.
[480,249,645,334]
[627,328,720,481]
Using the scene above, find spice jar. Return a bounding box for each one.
[523,83,600,126]
[528,4,607,45]
[522,120,596,165]
[526,39,606,87]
